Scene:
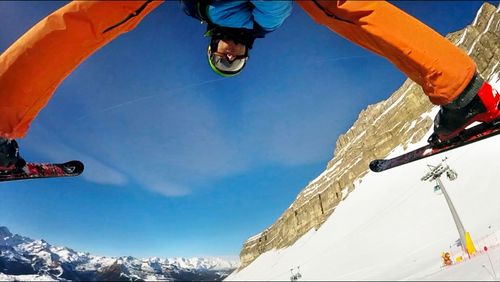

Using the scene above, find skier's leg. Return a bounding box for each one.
[298,1,499,141]
[297,0,476,105]
[0,1,163,139]
[250,1,293,32]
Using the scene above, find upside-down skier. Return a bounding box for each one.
[0,1,498,180]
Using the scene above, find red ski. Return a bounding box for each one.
[369,120,500,172]
[0,160,84,182]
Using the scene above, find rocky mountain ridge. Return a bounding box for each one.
[238,2,500,270]
[0,226,237,281]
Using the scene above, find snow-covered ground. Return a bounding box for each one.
[227,103,500,280]
[0,273,56,281]
[418,245,500,281]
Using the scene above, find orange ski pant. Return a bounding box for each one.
[0,0,476,139]
[298,1,476,104]
[0,1,163,139]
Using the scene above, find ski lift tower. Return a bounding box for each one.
[421,157,469,255]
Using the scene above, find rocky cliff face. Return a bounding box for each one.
[238,2,500,269]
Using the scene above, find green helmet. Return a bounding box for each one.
[207,43,248,77]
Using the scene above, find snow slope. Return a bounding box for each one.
[227,105,500,280]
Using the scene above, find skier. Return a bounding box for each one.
[181,0,293,77]
[0,0,293,170]
[0,1,499,175]
[441,252,453,266]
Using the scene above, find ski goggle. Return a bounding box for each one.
[207,45,248,77]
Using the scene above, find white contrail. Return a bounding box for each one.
[76,77,226,121]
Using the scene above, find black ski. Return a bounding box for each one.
[369,121,500,172]
[0,160,84,182]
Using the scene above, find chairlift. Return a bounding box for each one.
[446,169,458,181]
[290,266,302,281]
[433,184,442,194]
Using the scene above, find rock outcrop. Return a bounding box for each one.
[238,2,500,269]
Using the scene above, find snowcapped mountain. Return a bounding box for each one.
[0,226,238,281]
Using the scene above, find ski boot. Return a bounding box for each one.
[0,138,26,172]
[428,74,500,146]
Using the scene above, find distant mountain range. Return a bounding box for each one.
[0,226,238,281]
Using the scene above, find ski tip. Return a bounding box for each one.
[63,160,85,175]
[369,160,384,173]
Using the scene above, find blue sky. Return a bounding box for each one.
[0,1,493,259]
